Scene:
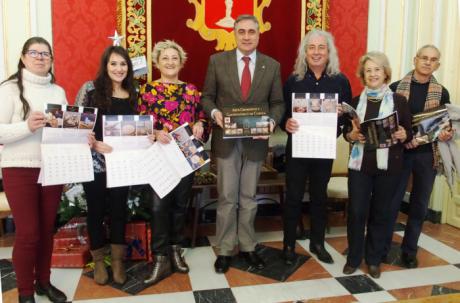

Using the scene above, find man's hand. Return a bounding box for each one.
[27,111,46,132]
[213,111,223,128]
[438,127,454,142]
[285,118,299,134]
[253,120,275,140]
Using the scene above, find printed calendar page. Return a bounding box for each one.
[291,93,338,159]
[39,104,97,185]
[103,115,154,188]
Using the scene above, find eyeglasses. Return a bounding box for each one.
[25,50,52,60]
[417,56,439,64]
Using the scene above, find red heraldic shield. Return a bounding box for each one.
[205,0,254,32]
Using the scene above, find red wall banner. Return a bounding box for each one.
[52,0,368,103]
[52,0,118,104]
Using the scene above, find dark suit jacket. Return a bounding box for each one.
[201,50,284,161]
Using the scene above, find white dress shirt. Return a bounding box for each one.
[236,49,257,83]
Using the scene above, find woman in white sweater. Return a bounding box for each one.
[0,37,67,303]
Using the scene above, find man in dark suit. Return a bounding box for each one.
[201,14,284,274]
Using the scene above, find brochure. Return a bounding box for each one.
[411,106,449,145]
[342,102,399,150]
[222,104,270,138]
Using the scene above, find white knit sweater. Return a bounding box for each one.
[0,69,67,168]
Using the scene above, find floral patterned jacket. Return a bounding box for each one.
[137,81,210,142]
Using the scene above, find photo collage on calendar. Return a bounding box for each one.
[103,115,153,137]
[171,123,210,171]
[102,115,154,151]
[45,104,97,130]
[292,92,338,114]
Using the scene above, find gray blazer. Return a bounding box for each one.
[201,49,284,161]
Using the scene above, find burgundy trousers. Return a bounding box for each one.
[2,168,62,296]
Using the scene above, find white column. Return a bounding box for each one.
[0,0,52,79]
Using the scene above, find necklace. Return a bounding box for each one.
[368,97,382,103]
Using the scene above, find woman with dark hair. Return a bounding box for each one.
[75,46,137,286]
[0,37,67,303]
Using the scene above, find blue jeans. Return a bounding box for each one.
[385,151,437,257]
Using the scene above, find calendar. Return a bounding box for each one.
[291,93,338,159]
[40,144,94,186]
[103,115,154,188]
[39,104,98,186]
[142,123,210,198]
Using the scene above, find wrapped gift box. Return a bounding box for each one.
[53,217,89,249]
[51,245,90,268]
[125,221,149,260]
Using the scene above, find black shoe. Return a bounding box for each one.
[240,251,265,269]
[282,246,296,265]
[401,252,418,268]
[214,255,232,274]
[35,283,67,303]
[18,296,36,303]
[342,263,357,275]
[310,244,334,264]
[368,264,381,278]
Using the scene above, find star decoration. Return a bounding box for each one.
[108,30,124,46]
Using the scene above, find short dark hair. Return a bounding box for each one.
[234,15,259,30]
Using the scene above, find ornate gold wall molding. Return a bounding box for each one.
[301,0,329,39]
[117,0,151,81]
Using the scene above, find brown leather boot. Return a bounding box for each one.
[111,244,127,284]
[171,245,189,273]
[144,255,172,284]
[90,247,108,285]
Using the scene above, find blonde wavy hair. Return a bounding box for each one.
[152,39,187,68]
[356,51,392,85]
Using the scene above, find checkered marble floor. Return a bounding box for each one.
[1,217,460,303]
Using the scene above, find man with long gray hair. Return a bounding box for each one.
[281,29,352,265]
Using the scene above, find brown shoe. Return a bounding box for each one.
[144,255,172,284]
[90,247,108,285]
[171,245,189,273]
[368,264,381,278]
[342,263,357,275]
[111,244,127,284]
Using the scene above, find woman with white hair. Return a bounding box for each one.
[342,51,411,278]
[138,39,209,285]
[281,30,352,266]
